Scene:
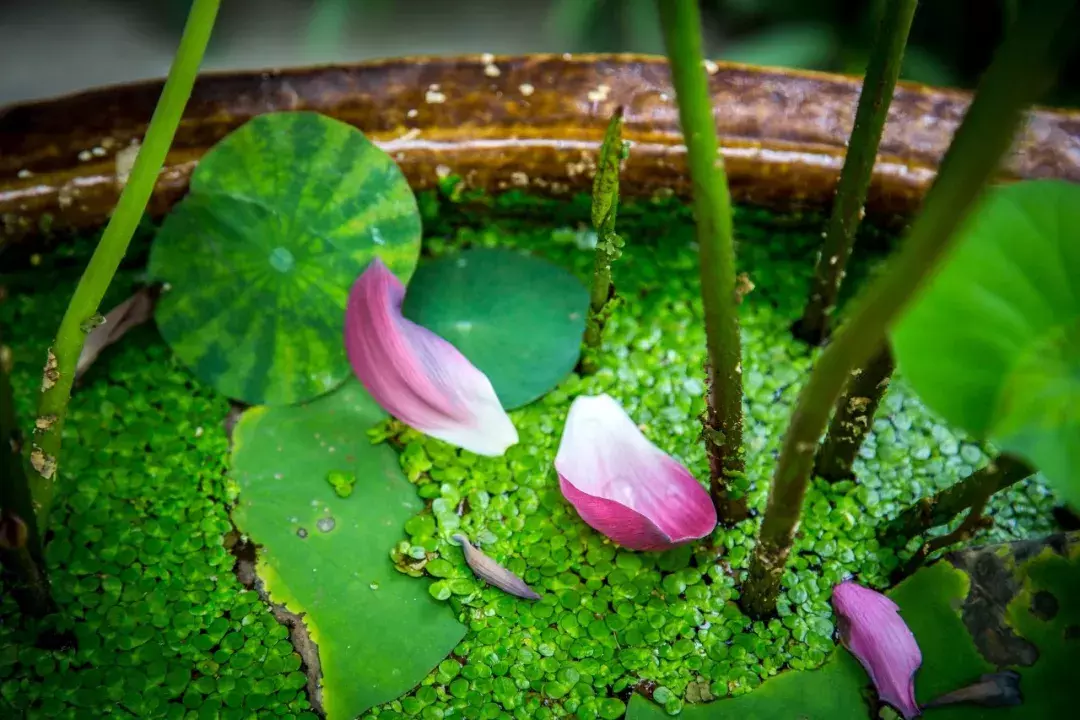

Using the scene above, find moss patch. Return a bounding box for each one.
[0,194,1059,719]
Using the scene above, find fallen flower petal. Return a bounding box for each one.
[832,580,922,719]
[554,394,716,551]
[453,533,540,600]
[344,258,518,456]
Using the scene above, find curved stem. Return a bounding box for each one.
[886,454,1034,542]
[796,0,919,346]
[27,0,221,531]
[740,0,1077,619]
[658,0,746,522]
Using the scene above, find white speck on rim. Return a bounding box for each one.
[436,164,452,179]
[484,63,501,77]
[519,83,535,96]
[587,84,611,103]
[77,150,92,162]
[481,53,494,64]
[91,146,106,157]
[17,169,32,179]
[426,88,447,104]
[704,59,719,75]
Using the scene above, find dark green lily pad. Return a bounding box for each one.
[149,111,422,406]
[230,379,465,719]
[400,248,589,409]
[891,180,1080,507]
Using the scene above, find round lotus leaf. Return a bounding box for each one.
[401,248,589,409]
[149,111,422,406]
[891,179,1080,508]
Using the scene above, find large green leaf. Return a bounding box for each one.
[401,248,590,409]
[891,179,1080,507]
[230,379,465,719]
[150,111,422,406]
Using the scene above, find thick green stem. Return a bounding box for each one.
[26,0,220,531]
[886,454,1034,542]
[796,0,918,346]
[740,0,1076,619]
[814,343,895,482]
[658,0,746,522]
[582,107,627,375]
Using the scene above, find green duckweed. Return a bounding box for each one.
[0,191,1057,719]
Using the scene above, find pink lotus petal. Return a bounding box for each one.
[832,580,922,719]
[554,394,717,551]
[344,257,518,456]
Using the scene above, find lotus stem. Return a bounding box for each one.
[26,0,220,532]
[814,343,895,482]
[885,454,1035,542]
[900,485,995,576]
[0,328,55,617]
[657,0,747,522]
[741,0,1077,619]
[795,0,919,346]
[582,106,628,375]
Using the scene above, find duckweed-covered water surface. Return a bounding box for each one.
[0,196,1059,719]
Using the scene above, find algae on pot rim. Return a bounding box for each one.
[0,191,1064,719]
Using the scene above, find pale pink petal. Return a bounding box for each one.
[344,257,518,456]
[554,394,716,551]
[832,580,922,719]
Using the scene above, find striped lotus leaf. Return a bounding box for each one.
[149,111,422,406]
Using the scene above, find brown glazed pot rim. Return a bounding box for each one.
[2,52,1079,245]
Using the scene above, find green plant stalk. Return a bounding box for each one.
[582,106,628,375]
[814,342,895,482]
[658,0,747,522]
[796,0,918,346]
[886,454,1034,541]
[740,0,1076,619]
[26,0,220,532]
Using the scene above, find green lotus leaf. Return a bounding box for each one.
[401,248,589,409]
[230,379,465,719]
[149,111,422,406]
[891,179,1080,507]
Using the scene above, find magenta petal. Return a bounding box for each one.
[554,394,716,551]
[344,257,518,456]
[832,580,922,719]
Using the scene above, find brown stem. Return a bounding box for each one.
[0,326,56,617]
[814,343,895,482]
[901,484,995,576]
[886,454,1035,543]
[795,0,919,345]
